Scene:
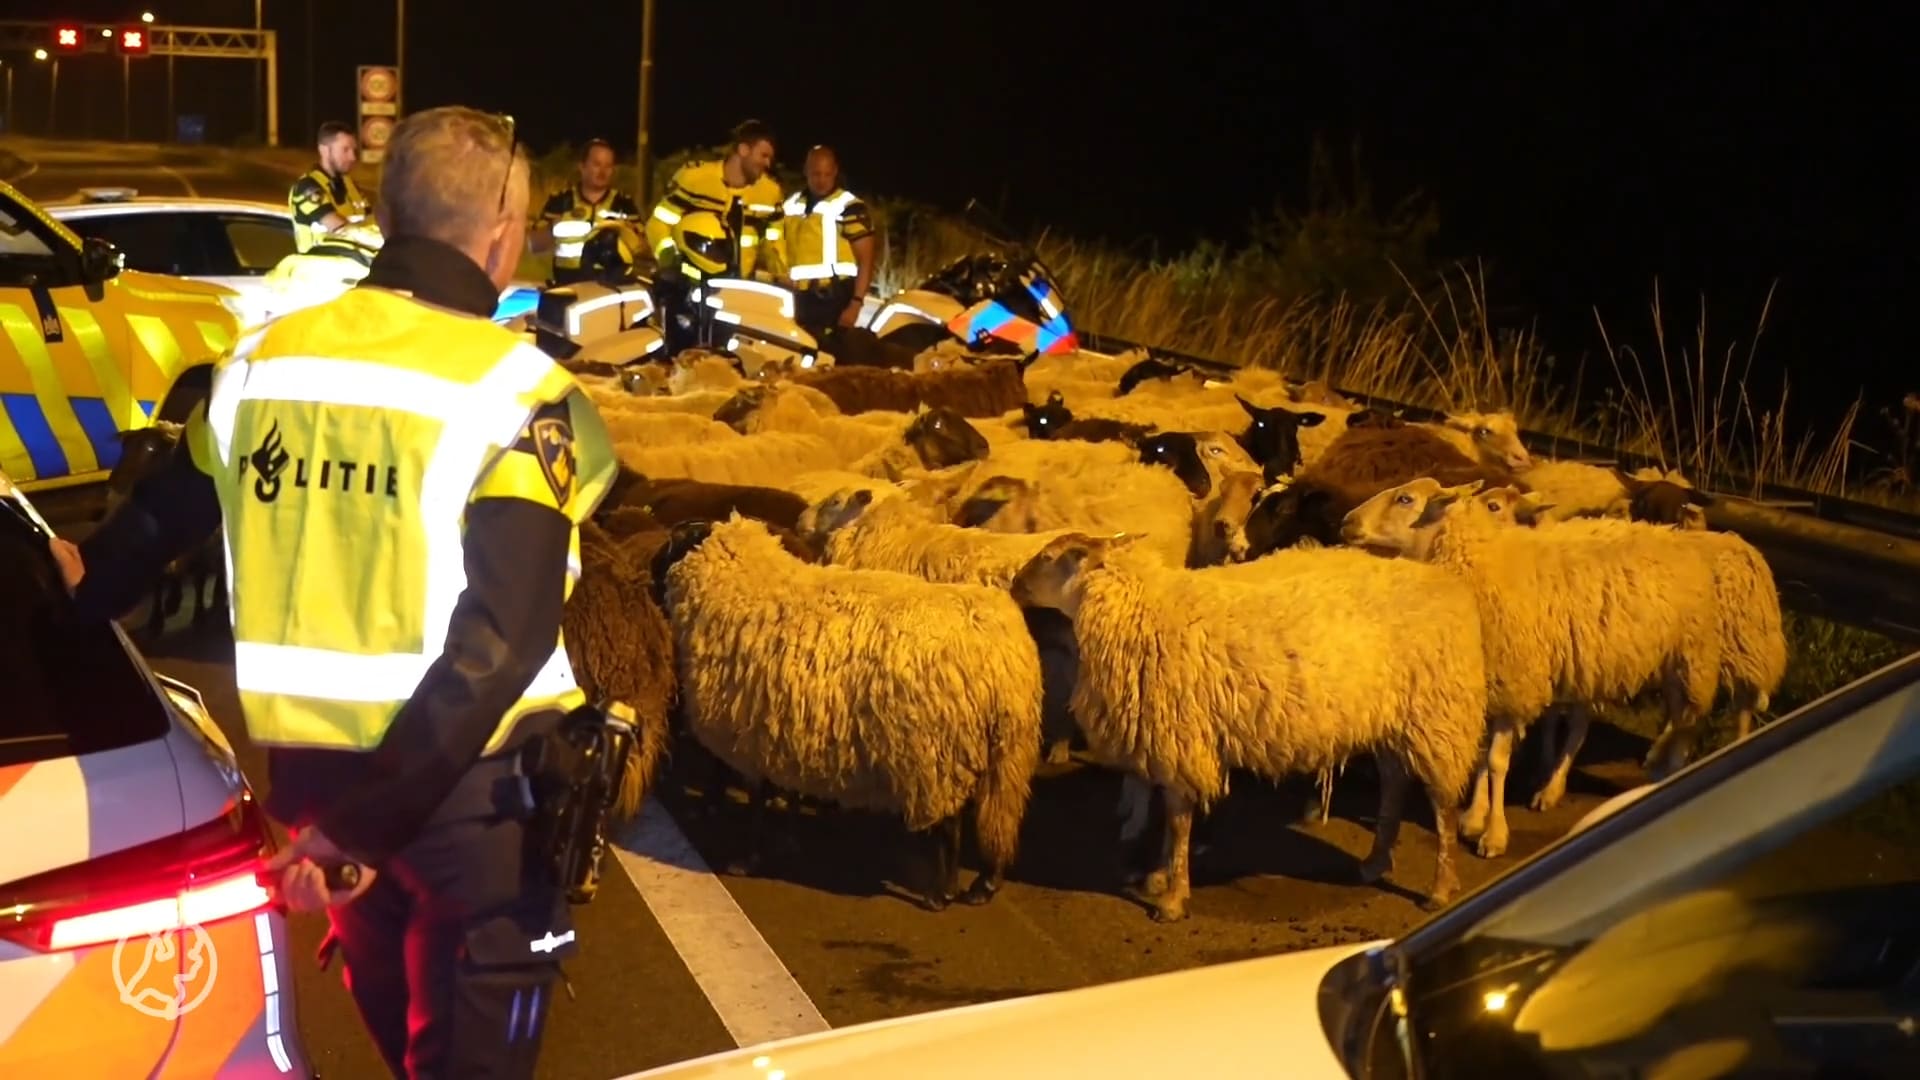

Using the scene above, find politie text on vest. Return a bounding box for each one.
[240,418,402,504]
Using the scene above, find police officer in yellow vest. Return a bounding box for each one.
[59,106,614,1079]
[777,145,877,335]
[535,137,641,285]
[644,119,785,354]
[288,120,373,252]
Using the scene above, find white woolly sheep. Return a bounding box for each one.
[651,515,1046,910]
[1342,477,1723,859]
[1011,534,1487,920]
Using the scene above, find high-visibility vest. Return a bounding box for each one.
[779,188,864,282]
[289,167,371,253]
[191,287,615,755]
[544,187,640,271]
[643,161,783,279]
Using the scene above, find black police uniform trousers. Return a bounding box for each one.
[793,277,856,339]
[326,751,576,1079]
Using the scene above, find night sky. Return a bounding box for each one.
[8,1,1907,430]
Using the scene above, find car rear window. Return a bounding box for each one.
[0,502,171,767]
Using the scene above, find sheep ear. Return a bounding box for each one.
[1414,492,1462,528]
[1294,410,1327,428]
[1048,389,1064,404]
[1611,466,1650,493]
[851,487,875,508]
[1444,479,1486,498]
[1235,393,1259,416]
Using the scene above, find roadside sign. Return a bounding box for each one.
[356,65,401,164]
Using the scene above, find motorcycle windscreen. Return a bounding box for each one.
[945,291,1078,355]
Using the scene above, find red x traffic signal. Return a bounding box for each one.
[52,25,84,52]
[119,27,150,55]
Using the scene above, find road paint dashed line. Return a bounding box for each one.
[612,796,831,1050]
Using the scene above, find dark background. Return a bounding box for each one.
[5,1,1907,435]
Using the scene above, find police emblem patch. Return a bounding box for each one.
[531,417,576,502]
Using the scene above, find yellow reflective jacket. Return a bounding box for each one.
[185,286,616,755]
[643,160,785,280]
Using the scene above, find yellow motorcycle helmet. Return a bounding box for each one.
[578,220,645,282]
[672,210,735,278]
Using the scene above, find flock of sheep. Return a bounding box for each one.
[556,340,1788,923]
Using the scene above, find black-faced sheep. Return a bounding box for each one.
[1117,356,1206,396]
[1232,395,1328,481]
[1020,391,1156,445]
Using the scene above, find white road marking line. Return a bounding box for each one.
[160,166,200,197]
[612,795,831,1049]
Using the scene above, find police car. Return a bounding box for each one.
[44,189,544,329]
[0,473,313,1077]
[1,178,243,495]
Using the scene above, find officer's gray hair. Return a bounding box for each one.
[379,106,529,248]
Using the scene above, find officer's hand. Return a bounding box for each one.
[48,537,85,592]
[838,300,863,328]
[266,826,377,912]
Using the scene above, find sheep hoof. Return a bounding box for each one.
[1043,740,1072,766]
[1148,898,1188,923]
[1419,891,1452,913]
[1474,831,1508,859]
[920,891,951,913]
[1529,785,1564,813]
[1356,855,1392,885]
[960,876,999,906]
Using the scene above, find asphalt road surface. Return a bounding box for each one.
[133,613,1640,1080]
[4,137,307,205]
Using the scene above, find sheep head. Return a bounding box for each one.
[1341,477,1484,555]
[1009,531,1136,614]
[803,486,876,542]
[1236,396,1327,480]
[1443,410,1531,471]
[1021,392,1072,440]
[1610,466,1713,525]
[955,474,1034,530]
[710,384,773,432]
[1200,468,1267,565]
[648,520,716,608]
[904,406,990,469]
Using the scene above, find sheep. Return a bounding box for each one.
[847,406,993,480]
[1229,396,1329,479]
[1009,533,1487,919]
[602,409,742,448]
[1117,356,1208,396]
[1020,391,1157,445]
[650,515,1045,910]
[1285,377,1356,409]
[1341,477,1723,858]
[1134,431,1262,498]
[794,357,1028,417]
[711,382,842,432]
[1190,468,1269,567]
[596,388,740,417]
[806,485,1088,589]
[1236,424,1525,558]
[602,467,812,532]
[1428,409,1533,470]
[614,430,848,486]
[104,422,224,641]
[561,520,676,821]
[667,350,746,394]
[1506,510,1787,785]
[952,455,1198,570]
[1615,466,1714,525]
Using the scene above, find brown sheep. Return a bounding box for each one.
[795,358,1027,417]
[562,521,677,824]
[602,467,811,532]
[1240,425,1527,557]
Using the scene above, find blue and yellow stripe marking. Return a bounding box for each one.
[1,301,100,478]
[0,394,154,480]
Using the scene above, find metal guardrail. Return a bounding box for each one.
[1073,329,1920,646]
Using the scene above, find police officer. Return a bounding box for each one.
[56,105,616,1079]
[777,145,877,336]
[535,137,641,285]
[644,119,786,354]
[289,120,373,252]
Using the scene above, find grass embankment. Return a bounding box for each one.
[529,140,1917,745]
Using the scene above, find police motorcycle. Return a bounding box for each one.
[660,208,830,377]
[532,213,828,381]
[529,221,670,375]
[862,198,1080,359]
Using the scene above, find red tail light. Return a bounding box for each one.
[0,790,276,952]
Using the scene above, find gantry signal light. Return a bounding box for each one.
[119,27,150,55]
[52,25,83,52]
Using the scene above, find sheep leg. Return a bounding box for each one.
[922,815,964,911]
[1474,724,1516,858]
[1531,705,1591,812]
[1645,663,1713,781]
[1423,787,1462,912]
[1460,748,1493,841]
[1309,765,1336,826]
[1357,751,1408,886]
[1147,789,1195,923]
[723,780,774,877]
